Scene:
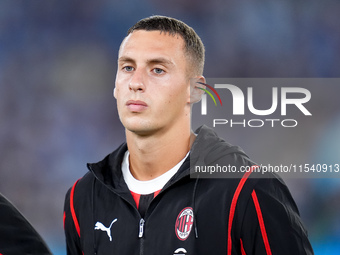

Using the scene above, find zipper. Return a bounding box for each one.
[139,218,145,255]
[139,218,145,238]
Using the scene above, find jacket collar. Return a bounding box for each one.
[87,125,247,191]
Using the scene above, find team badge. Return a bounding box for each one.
[175,207,194,241]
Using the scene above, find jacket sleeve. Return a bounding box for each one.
[64,184,83,255]
[0,193,52,255]
[239,177,314,255]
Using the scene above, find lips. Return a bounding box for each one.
[126,100,148,112]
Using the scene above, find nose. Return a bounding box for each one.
[129,69,145,92]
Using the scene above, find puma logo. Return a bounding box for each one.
[94,218,117,241]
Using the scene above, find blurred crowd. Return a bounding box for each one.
[1,0,339,253]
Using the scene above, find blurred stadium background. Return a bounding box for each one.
[1,1,339,254]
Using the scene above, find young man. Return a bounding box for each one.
[64,16,314,255]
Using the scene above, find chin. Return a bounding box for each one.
[123,120,156,136]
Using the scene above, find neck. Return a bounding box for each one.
[126,123,195,181]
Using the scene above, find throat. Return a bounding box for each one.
[121,150,189,193]
[125,129,195,181]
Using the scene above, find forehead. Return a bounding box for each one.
[118,30,186,61]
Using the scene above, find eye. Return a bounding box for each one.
[123,66,134,72]
[152,68,165,75]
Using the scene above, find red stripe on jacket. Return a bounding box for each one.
[70,179,81,237]
[227,165,258,255]
[240,238,247,255]
[251,190,272,255]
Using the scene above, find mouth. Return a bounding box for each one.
[126,100,148,112]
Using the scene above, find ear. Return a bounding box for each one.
[189,76,206,104]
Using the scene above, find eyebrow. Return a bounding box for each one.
[118,56,174,67]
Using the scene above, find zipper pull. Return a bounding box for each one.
[139,218,145,238]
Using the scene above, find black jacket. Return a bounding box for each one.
[0,193,52,255]
[64,125,314,255]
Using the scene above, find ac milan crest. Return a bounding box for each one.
[175,207,194,241]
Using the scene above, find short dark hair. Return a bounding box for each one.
[127,15,205,76]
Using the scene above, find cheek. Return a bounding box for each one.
[114,73,127,93]
[114,86,123,101]
[113,87,117,99]
[114,87,125,111]
[114,77,126,100]
[162,88,188,111]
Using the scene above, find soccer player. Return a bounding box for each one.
[64,15,314,254]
